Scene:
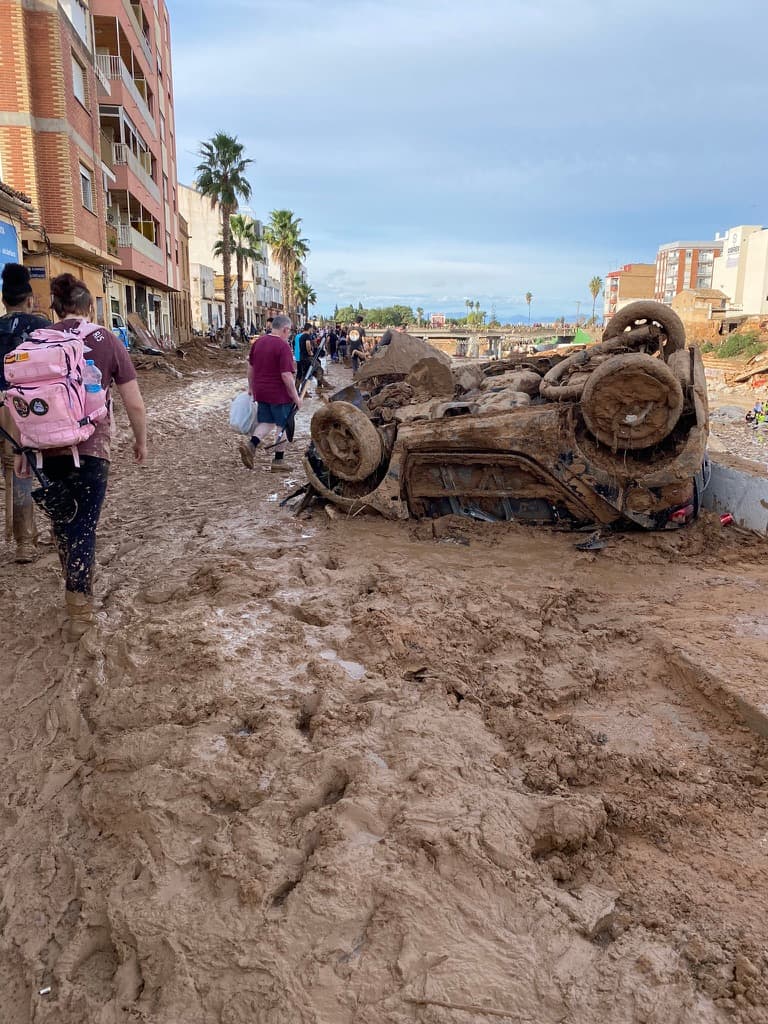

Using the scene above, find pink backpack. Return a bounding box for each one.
[3,322,107,466]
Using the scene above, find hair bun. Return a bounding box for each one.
[1,262,33,305]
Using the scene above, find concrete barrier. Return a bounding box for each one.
[703,453,768,533]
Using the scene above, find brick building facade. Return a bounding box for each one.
[654,241,723,304]
[0,0,187,342]
[0,0,119,316]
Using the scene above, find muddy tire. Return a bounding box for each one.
[667,348,692,387]
[310,402,383,481]
[580,353,684,449]
[602,300,685,358]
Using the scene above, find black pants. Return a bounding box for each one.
[44,455,109,595]
[297,358,311,384]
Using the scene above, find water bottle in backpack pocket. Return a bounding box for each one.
[3,325,108,465]
[83,359,107,419]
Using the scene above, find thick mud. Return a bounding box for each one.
[1,353,768,1023]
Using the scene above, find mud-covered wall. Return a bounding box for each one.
[704,456,768,533]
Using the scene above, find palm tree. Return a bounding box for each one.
[416,306,424,326]
[525,291,533,325]
[214,214,262,330]
[264,210,309,320]
[195,133,252,340]
[293,276,317,322]
[589,276,603,324]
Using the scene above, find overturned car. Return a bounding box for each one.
[303,301,710,530]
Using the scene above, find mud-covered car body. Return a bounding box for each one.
[303,303,709,530]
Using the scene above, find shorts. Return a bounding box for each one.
[256,401,294,428]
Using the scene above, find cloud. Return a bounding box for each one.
[169,0,768,314]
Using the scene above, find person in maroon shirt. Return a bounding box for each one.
[239,314,302,473]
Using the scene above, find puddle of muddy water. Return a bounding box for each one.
[319,649,366,680]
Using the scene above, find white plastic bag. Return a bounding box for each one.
[229,392,257,434]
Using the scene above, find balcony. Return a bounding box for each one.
[126,0,153,64]
[118,223,163,265]
[113,142,160,203]
[96,54,156,133]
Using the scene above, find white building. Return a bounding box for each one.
[178,185,281,330]
[712,225,768,316]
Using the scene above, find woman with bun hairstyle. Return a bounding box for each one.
[0,263,51,562]
[15,273,148,639]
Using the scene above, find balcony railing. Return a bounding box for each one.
[118,223,163,264]
[113,143,160,202]
[95,54,156,133]
[94,58,111,96]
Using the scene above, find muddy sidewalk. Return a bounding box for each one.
[0,355,767,1023]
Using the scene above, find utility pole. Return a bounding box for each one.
[575,301,581,327]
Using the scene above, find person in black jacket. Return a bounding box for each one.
[0,263,51,563]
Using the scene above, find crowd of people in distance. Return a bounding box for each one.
[746,398,768,428]
[236,313,412,474]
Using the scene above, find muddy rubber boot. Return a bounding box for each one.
[13,496,37,564]
[238,439,255,469]
[64,591,94,641]
[270,459,291,473]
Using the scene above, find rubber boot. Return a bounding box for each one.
[64,590,94,641]
[13,482,37,564]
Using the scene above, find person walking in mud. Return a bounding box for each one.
[14,274,147,640]
[0,263,52,563]
[238,314,302,474]
[348,315,367,373]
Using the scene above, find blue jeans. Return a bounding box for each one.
[44,455,110,595]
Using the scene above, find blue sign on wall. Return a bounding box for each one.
[0,218,21,281]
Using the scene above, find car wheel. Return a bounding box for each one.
[602,300,685,358]
[310,402,383,481]
[581,353,684,449]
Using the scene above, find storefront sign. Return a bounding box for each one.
[0,218,20,279]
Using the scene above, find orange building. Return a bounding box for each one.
[0,0,183,340]
[603,264,656,321]
[0,0,119,315]
[654,240,723,304]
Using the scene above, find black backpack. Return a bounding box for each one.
[0,313,51,388]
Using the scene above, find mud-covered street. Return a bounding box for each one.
[2,350,768,1023]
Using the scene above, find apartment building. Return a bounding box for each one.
[0,0,182,339]
[654,240,723,303]
[0,0,119,316]
[603,264,655,321]
[94,0,180,339]
[712,224,768,317]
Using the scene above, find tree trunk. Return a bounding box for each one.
[221,203,233,343]
[283,257,293,321]
[236,251,245,329]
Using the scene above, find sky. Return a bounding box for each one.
[169,0,768,322]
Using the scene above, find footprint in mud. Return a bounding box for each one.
[274,600,333,628]
[293,767,350,820]
[296,692,322,740]
[269,829,321,910]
